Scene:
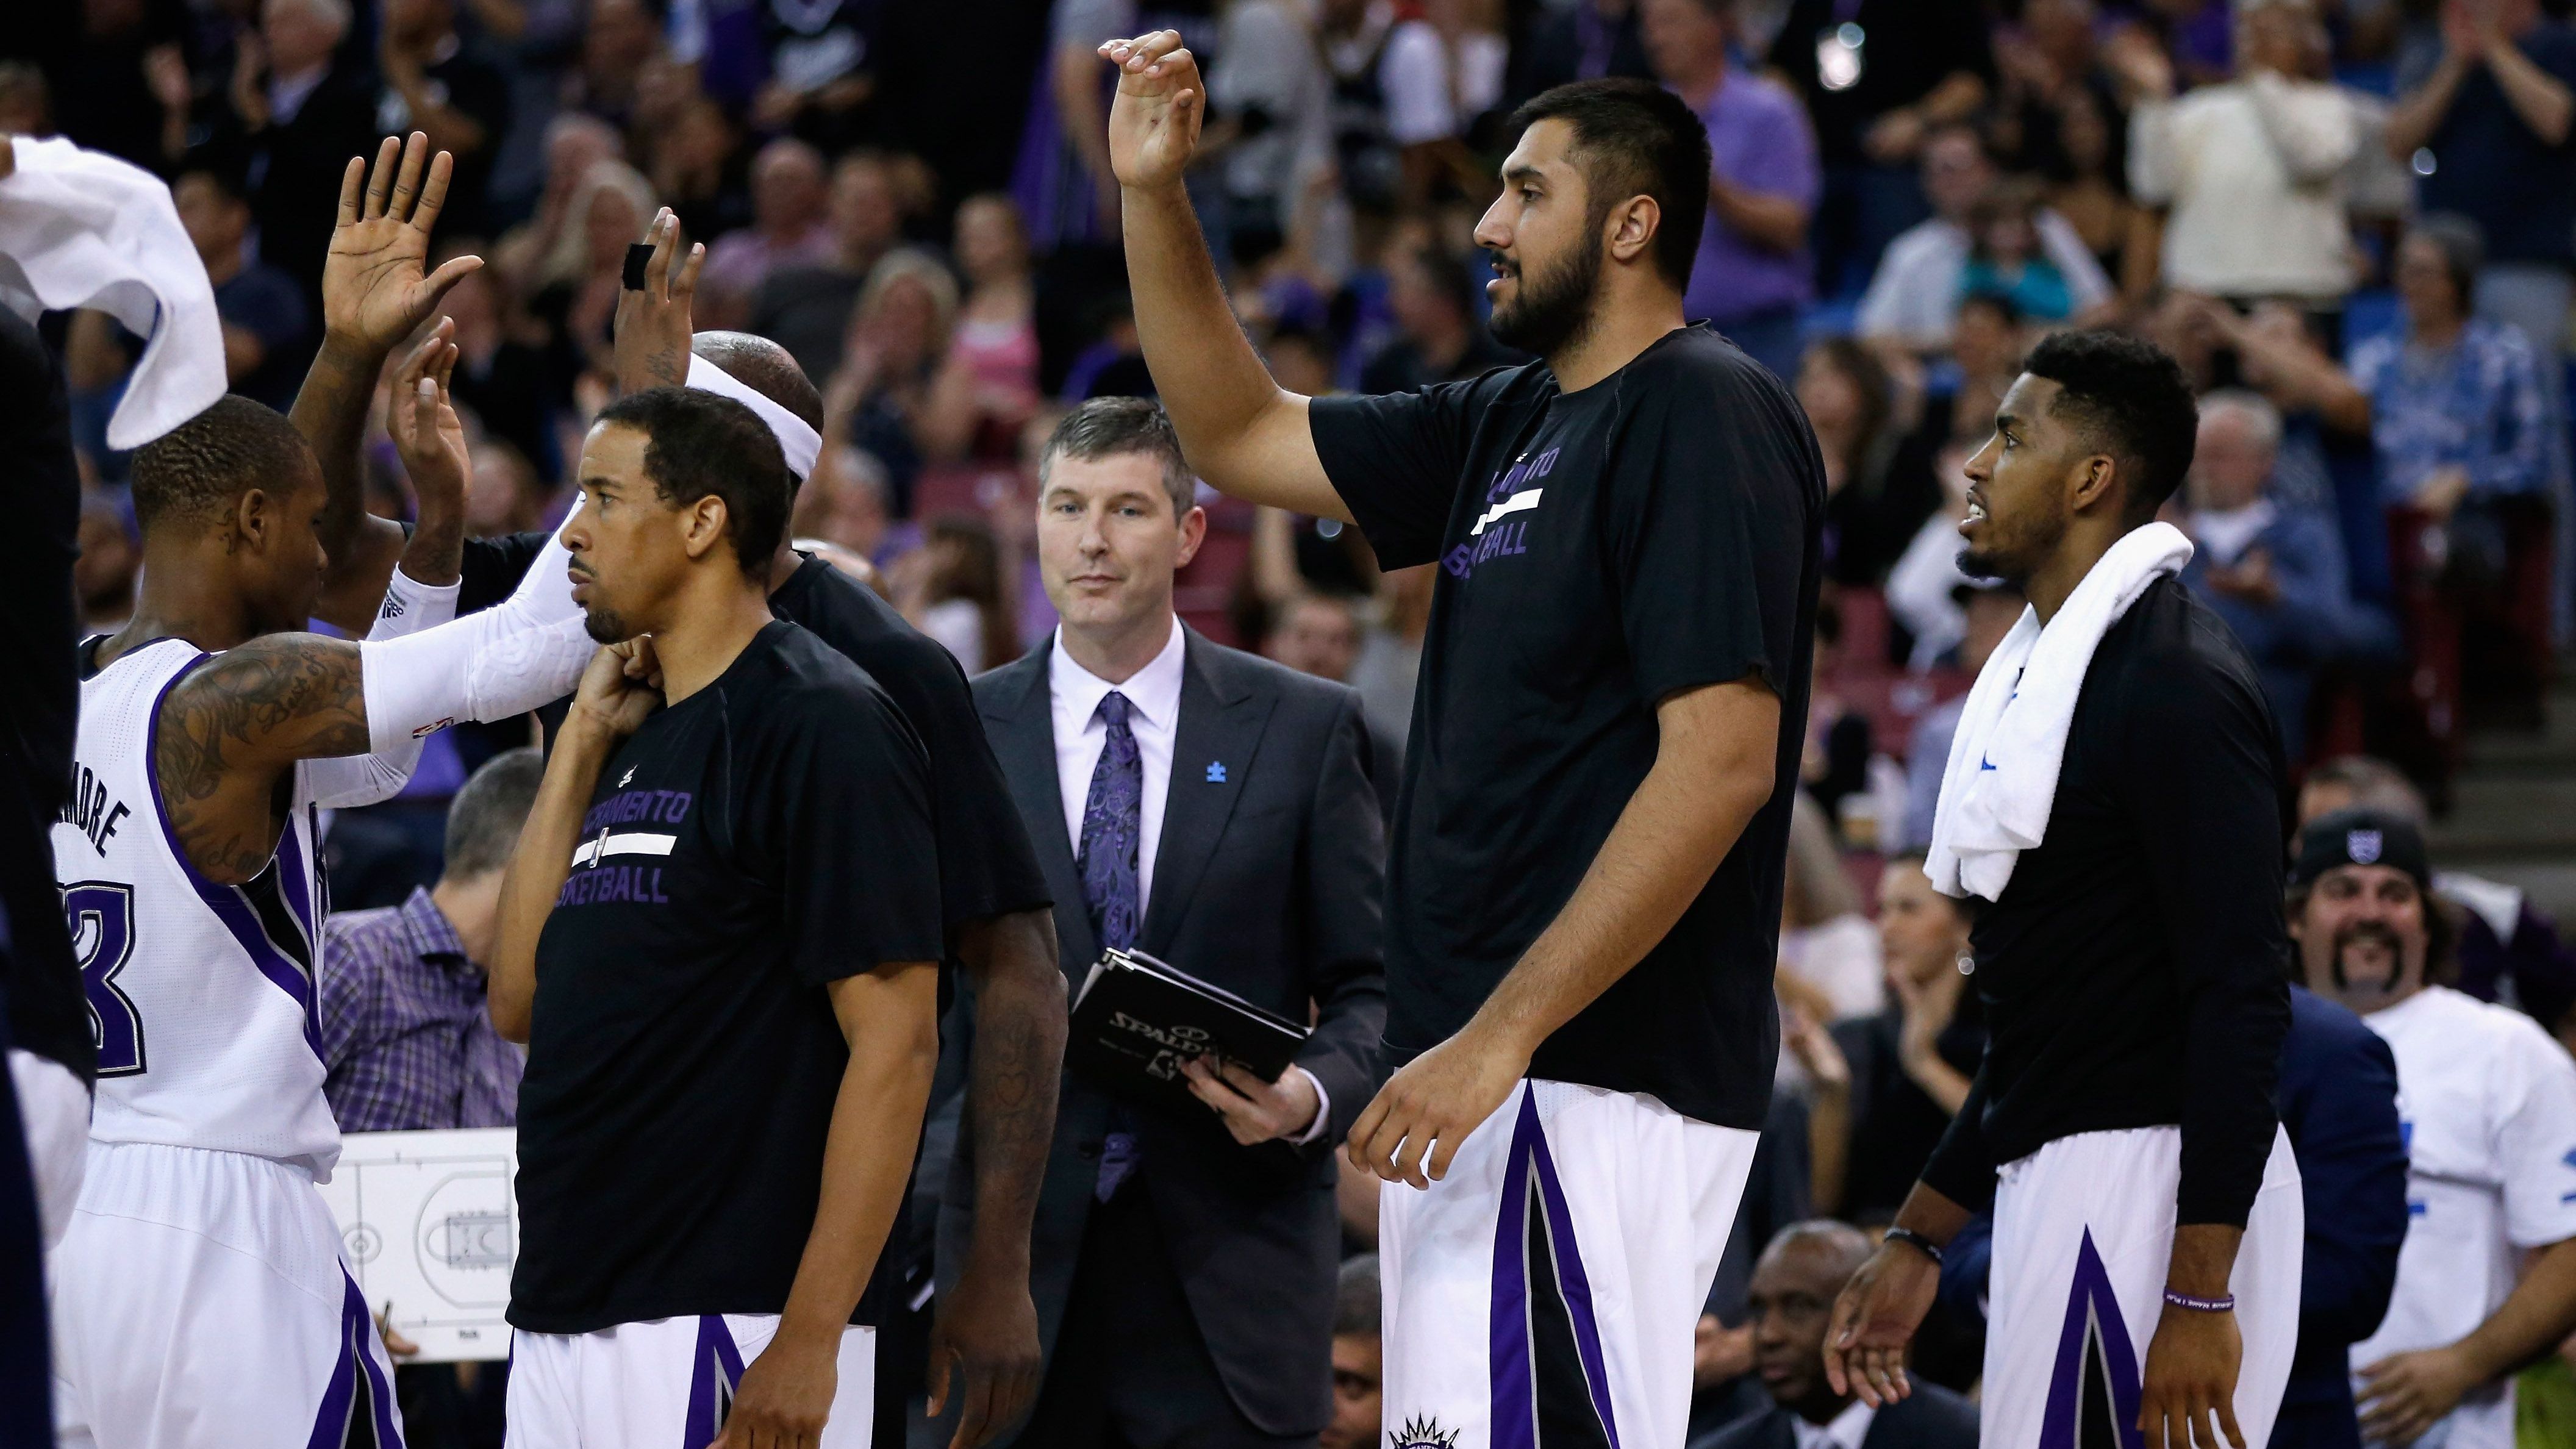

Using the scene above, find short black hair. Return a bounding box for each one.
[1506,78,1711,292]
[692,331,825,432]
[593,386,790,573]
[441,747,545,879]
[1334,1254,1381,1339]
[130,395,314,532]
[2020,328,2200,521]
[1039,396,1194,519]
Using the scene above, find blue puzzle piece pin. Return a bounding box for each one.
[1205,761,1228,783]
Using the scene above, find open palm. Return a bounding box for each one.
[1100,30,1206,191]
[324,131,483,353]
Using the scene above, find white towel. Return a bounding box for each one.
[1925,521,2195,902]
[0,137,225,450]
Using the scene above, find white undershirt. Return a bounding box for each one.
[1792,1400,1877,1449]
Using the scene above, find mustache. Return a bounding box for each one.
[2328,919,2406,993]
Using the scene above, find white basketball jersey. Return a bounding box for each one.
[51,637,342,1179]
[2352,985,2576,1448]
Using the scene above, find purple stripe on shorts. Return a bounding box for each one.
[1525,1101,1622,1449]
[143,653,326,1061]
[685,1314,750,1446]
[1490,1095,1536,1449]
[309,1272,406,1448]
[2038,1229,2145,1449]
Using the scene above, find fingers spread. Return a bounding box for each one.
[673,241,707,302]
[645,209,676,295]
[391,132,429,221]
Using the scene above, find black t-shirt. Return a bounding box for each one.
[459,537,1051,940]
[1918,577,2292,1228]
[1309,324,1824,1129]
[509,622,944,1333]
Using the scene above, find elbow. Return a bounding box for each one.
[490,993,530,1045]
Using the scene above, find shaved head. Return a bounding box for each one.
[131,395,317,533]
[691,331,824,431]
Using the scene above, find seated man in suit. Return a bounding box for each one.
[944,396,1387,1448]
[1695,1222,1977,1449]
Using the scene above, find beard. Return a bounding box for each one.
[2328,919,2411,996]
[582,604,631,644]
[1488,235,1603,358]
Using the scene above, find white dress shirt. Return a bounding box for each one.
[1050,617,1187,926]
[1048,616,1329,1141]
[1791,1400,1877,1449]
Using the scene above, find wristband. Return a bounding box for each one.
[1883,1226,1944,1265]
[2161,1290,2234,1313]
[622,242,655,292]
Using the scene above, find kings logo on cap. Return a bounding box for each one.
[2349,829,2383,865]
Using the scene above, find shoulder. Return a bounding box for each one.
[1880,1380,1981,1437]
[2289,986,2396,1072]
[741,625,914,750]
[2100,576,2267,712]
[970,644,1050,715]
[1194,634,1361,726]
[1695,1409,1791,1449]
[773,559,958,681]
[1619,327,1802,424]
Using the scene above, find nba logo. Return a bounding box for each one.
[2349,829,2383,864]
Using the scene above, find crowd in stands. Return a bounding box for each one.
[14,0,2576,1443]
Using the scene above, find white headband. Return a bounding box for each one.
[685,351,822,481]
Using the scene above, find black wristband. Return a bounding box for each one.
[1883,1226,1944,1265]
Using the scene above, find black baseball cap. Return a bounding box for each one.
[2290,807,2431,892]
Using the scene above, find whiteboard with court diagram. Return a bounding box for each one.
[315,1128,518,1362]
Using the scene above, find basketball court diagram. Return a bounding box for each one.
[315,1128,519,1362]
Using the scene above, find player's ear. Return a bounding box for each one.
[679,493,729,561]
[1608,194,1658,267]
[2067,453,2118,517]
[233,486,271,554]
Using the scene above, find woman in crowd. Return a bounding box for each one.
[920,193,1043,463]
[1800,338,1942,589]
[1830,857,1983,1225]
[525,157,657,396]
[901,515,1018,676]
[823,248,961,516]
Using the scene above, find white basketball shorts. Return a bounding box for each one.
[1984,1125,2303,1449]
[1376,1078,1757,1449]
[10,1047,89,1248]
[506,1315,876,1448]
[49,1140,405,1449]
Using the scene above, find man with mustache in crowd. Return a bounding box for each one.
[2288,808,2576,1447]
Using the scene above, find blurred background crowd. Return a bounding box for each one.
[12,0,2576,1443]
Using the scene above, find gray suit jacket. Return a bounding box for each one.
[940,626,1387,1439]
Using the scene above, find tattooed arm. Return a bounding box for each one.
[152,634,372,884]
[929,906,1067,1447]
[302,132,485,632]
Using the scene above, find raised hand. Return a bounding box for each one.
[324,132,484,357]
[1099,31,1206,193]
[613,207,706,395]
[389,319,469,513]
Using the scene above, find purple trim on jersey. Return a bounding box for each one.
[274,812,320,957]
[308,1272,406,1448]
[2038,1229,2145,1449]
[141,651,326,1061]
[685,1314,749,1445]
[1487,1089,1622,1449]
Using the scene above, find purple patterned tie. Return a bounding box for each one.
[1081,691,1145,1201]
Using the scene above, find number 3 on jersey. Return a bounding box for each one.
[63,881,145,1076]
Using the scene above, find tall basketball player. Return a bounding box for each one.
[1100,32,1825,1448]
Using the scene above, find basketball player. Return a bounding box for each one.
[1101,34,1824,1447]
[1822,333,2303,1449]
[45,142,604,1448]
[485,387,942,1447]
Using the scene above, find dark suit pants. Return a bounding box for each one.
[1014,1174,1314,1449]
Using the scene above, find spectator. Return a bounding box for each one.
[823,246,957,513]
[920,193,1041,462]
[492,113,624,298]
[376,0,512,238]
[901,514,1016,676]
[1348,559,1432,753]
[172,163,312,411]
[1985,0,2127,193]
[1855,126,2111,353]
[1644,0,1819,381]
[526,156,654,385]
[1378,0,1508,208]
[1898,581,2025,853]
[1777,792,1883,1021]
[1882,442,1984,674]
[1206,0,1330,261]
[1798,603,1875,833]
[753,151,906,382]
[1356,245,1518,395]
[1688,1220,1979,1449]
[217,0,381,309]
[1797,338,1941,588]
[2039,84,2150,303]
[1826,857,1982,1226]
[1320,0,1405,220]
[565,0,662,130]
[2176,390,2361,754]
[790,443,898,565]
[1265,590,1403,824]
[71,499,138,635]
[434,254,562,485]
[645,95,746,252]
[2122,0,2360,313]
[1957,177,2080,324]
[697,137,835,331]
[1944,288,2023,442]
[2383,0,2576,377]
[1509,0,1654,107]
[1320,1255,1383,1449]
[1768,0,1995,288]
[743,0,885,154]
[43,0,185,173]
[2350,216,2555,733]
[2287,809,2576,1447]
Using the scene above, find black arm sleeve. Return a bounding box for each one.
[457,529,555,615]
[2121,646,2293,1228]
[1308,374,1501,568]
[1918,1070,1997,1213]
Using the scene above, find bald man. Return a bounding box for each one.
[1696,1223,1977,1449]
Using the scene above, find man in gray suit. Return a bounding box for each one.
[942,398,1387,1448]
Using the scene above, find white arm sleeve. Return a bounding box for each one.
[359,542,597,755]
[306,568,462,809]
